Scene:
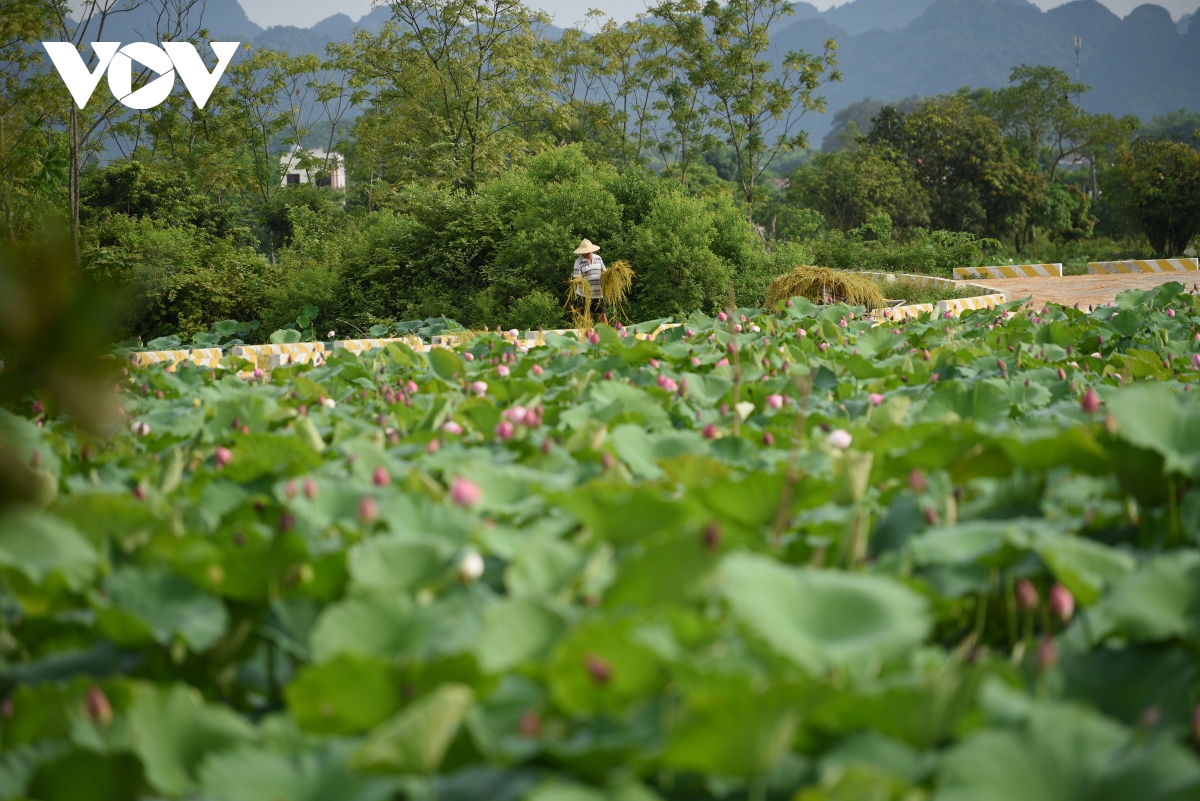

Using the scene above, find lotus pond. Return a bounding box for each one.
[4,283,1200,801]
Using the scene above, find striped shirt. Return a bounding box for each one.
[573,255,605,299]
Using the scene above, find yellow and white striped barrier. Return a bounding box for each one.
[1087,259,1199,275]
[882,303,936,321]
[937,294,1008,315]
[954,264,1062,279]
[332,337,423,355]
[229,342,326,370]
[127,348,223,371]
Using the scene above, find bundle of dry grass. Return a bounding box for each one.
[601,260,635,320]
[566,275,593,331]
[765,266,887,310]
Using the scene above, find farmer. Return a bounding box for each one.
[572,238,608,325]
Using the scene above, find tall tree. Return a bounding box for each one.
[984,65,1137,185]
[0,0,59,242]
[1105,137,1200,256]
[336,0,559,191]
[45,0,207,261]
[649,0,839,221]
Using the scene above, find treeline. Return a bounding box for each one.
[2,0,1199,344]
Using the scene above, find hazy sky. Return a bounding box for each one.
[238,0,1198,29]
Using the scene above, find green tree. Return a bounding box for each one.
[873,96,1042,243]
[984,65,1137,186]
[787,144,928,232]
[0,0,60,242]
[649,0,840,221]
[336,0,559,191]
[1104,137,1200,256]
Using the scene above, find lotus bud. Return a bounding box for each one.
[458,550,485,583]
[909,468,928,493]
[703,522,722,552]
[828,429,852,449]
[532,364,543,376]
[767,394,784,410]
[285,479,297,499]
[495,421,514,441]
[1168,308,1176,318]
[797,328,807,338]
[215,447,233,469]
[819,342,828,352]
[1080,387,1101,414]
[702,424,717,440]
[587,332,600,345]
[471,381,488,396]
[541,437,553,454]
[1036,636,1058,670]
[650,358,660,368]
[604,370,613,380]
[443,421,463,435]
[718,312,727,322]
[86,686,113,727]
[763,431,775,446]
[497,364,510,377]
[451,476,482,507]
[357,495,379,525]
[1057,368,1067,380]
[583,653,612,685]
[1049,584,1074,622]
[869,393,884,406]
[1016,579,1039,611]
[464,352,474,361]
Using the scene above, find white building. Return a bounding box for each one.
[280,147,346,190]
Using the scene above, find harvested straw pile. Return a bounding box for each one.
[601,260,635,320]
[765,266,887,310]
[566,275,593,331]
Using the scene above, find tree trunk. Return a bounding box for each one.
[69,104,81,264]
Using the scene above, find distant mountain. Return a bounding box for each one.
[772,0,1200,141]
[61,0,1200,147]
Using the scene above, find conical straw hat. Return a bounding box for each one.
[573,238,601,255]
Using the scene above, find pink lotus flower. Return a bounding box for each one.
[797,329,807,338]
[304,476,318,499]
[587,332,600,345]
[767,394,784,410]
[702,424,717,439]
[497,365,510,377]
[715,358,729,368]
[1081,387,1101,414]
[532,364,543,376]
[1058,368,1067,380]
[426,439,440,454]
[1016,579,1039,611]
[750,324,760,333]
[691,356,701,367]
[451,476,482,507]
[818,342,828,352]
[1192,354,1200,370]
[495,420,515,440]
[406,380,419,394]
[1037,636,1057,670]
[839,317,848,329]
[464,352,474,361]
[734,324,742,334]
[1049,584,1074,621]
[373,465,391,486]
[657,375,679,393]
[253,368,264,379]
[285,480,297,499]
[215,447,233,469]
[604,370,613,380]
[471,381,488,396]
[508,329,520,339]
[649,358,659,368]
[504,406,530,425]
[717,311,727,322]
[909,468,928,493]
[869,393,884,407]
[827,429,852,449]
[763,431,775,446]
[131,421,151,437]
[442,421,463,435]
[1168,308,1176,318]
[357,495,379,525]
